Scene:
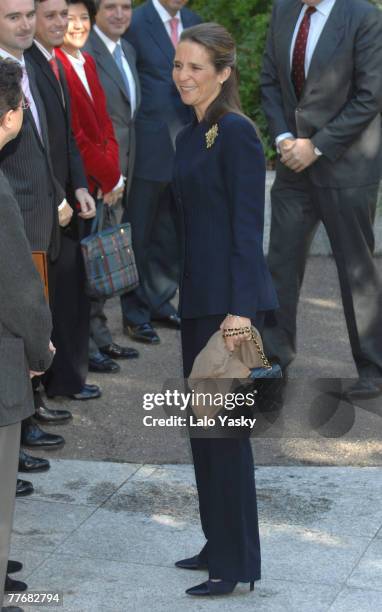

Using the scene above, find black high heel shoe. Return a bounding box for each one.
[175,554,208,570]
[186,579,255,596]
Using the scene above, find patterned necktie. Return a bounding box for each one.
[49,57,60,81]
[113,44,131,101]
[49,57,66,107]
[169,17,179,47]
[291,6,316,99]
[21,66,43,140]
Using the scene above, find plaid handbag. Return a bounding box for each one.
[80,202,139,299]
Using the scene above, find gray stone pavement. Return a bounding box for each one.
[7,460,382,611]
[8,176,382,611]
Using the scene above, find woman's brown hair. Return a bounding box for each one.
[179,22,243,125]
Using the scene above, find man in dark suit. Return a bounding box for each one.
[122,0,201,344]
[85,0,140,200]
[0,0,68,454]
[83,0,141,372]
[26,0,103,400]
[0,58,53,608]
[261,0,382,399]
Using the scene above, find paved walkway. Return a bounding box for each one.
[8,178,382,611]
[9,460,382,611]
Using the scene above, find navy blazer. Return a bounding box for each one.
[173,112,278,319]
[124,0,201,182]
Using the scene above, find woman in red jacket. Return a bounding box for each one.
[55,0,123,204]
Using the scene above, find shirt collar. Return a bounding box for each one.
[152,0,181,23]
[93,24,119,54]
[0,47,24,67]
[303,0,336,17]
[62,48,86,66]
[34,39,55,61]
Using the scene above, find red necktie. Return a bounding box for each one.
[169,17,179,47]
[49,57,60,82]
[291,6,316,99]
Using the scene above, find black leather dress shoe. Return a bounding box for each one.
[16,479,34,497]
[18,449,50,473]
[125,323,160,344]
[70,384,102,400]
[152,313,181,329]
[5,575,27,593]
[100,342,139,359]
[89,353,120,373]
[21,422,65,449]
[345,379,382,401]
[83,383,99,392]
[34,404,72,424]
[186,580,251,597]
[7,560,23,574]
[175,555,208,570]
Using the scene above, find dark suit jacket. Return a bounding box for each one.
[261,0,382,188]
[0,59,62,260]
[173,113,278,319]
[124,0,201,182]
[25,43,87,199]
[84,30,141,186]
[55,48,121,196]
[0,171,52,427]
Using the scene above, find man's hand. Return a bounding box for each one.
[281,138,318,172]
[278,137,296,157]
[30,341,56,378]
[30,370,44,378]
[58,199,73,227]
[76,188,96,219]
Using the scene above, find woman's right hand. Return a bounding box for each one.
[220,314,252,352]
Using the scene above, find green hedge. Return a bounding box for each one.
[134,0,381,159]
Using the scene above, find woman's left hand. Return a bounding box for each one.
[220,314,252,352]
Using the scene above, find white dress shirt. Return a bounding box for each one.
[152,0,184,39]
[63,49,93,99]
[34,39,55,62]
[93,25,137,115]
[276,0,337,148]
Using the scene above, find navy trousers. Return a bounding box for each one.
[181,315,261,582]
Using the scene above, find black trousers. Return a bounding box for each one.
[263,176,382,377]
[43,233,90,396]
[120,177,179,326]
[181,315,261,582]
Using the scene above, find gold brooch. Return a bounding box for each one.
[205,124,219,149]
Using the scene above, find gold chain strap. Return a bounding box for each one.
[251,328,272,369]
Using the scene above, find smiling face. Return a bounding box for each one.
[95,0,132,42]
[0,0,36,59]
[35,0,69,53]
[63,2,90,52]
[173,40,230,120]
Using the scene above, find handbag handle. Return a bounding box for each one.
[90,200,118,234]
[251,327,272,369]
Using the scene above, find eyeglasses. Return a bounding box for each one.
[20,97,30,111]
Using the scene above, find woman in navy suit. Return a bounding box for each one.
[172,23,278,596]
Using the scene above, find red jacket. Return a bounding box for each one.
[55,49,121,195]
